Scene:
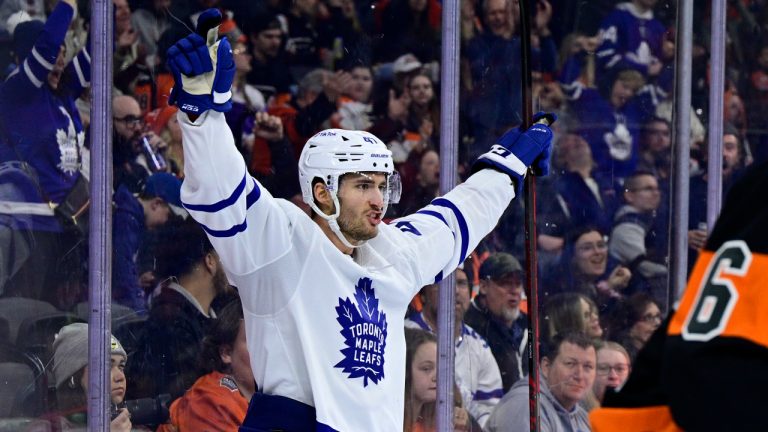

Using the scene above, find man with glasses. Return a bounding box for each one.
[609,170,667,303]
[113,94,169,192]
[464,252,529,392]
[487,332,596,432]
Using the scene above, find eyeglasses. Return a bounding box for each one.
[597,363,629,376]
[576,241,608,254]
[641,313,662,323]
[114,115,144,127]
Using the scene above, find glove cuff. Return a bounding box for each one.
[213,90,232,104]
[471,150,527,193]
[174,90,232,114]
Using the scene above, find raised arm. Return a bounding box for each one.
[4,0,75,96]
[168,10,293,275]
[380,114,554,290]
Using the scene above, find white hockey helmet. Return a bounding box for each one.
[298,129,401,220]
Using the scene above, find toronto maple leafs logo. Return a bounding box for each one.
[56,106,84,175]
[334,277,388,387]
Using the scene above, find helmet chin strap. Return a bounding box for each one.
[310,190,366,250]
[328,218,365,250]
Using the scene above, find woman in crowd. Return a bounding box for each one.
[543,226,631,313]
[593,342,631,404]
[403,328,476,432]
[45,323,132,431]
[542,292,604,343]
[159,297,254,431]
[606,292,663,362]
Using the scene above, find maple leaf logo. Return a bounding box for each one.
[334,277,388,387]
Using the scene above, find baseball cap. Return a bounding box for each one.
[143,173,187,218]
[393,53,422,74]
[479,253,523,281]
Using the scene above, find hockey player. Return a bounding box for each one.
[167,9,554,431]
[590,161,768,431]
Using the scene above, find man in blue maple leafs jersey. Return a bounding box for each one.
[167,9,554,432]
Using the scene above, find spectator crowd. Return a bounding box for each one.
[0,0,766,429]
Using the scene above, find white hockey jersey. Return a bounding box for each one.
[178,111,516,431]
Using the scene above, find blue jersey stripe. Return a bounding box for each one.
[431,198,469,263]
[474,388,504,401]
[317,422,341,432]
[183,174,247,212]
[196,181,261,238]
[415,209,449,227]
[200,219,247,238]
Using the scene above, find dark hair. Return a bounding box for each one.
[605,292,660,341]
[154,220,215,279]
[623,170,657,193]
[553,225,606,286]
[198,296,244,375]
[541,331,596,362]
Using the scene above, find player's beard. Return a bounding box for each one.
[336,197,378,243]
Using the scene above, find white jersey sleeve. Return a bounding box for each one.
[177,110,292,276]
[372,170,516,295]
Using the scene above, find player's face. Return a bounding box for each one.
[594,348,630,401]
[480,273,522,325]
[573,231,608,278]
[630,302,661,345]
[337,173,387,242]
[110,354,127,404]
[410,341,437,404]
[542,342,596,410]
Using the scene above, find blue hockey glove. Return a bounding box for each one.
[166,9,235,114]
[471,112,556,193]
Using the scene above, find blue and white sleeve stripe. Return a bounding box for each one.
[183,175,262,238]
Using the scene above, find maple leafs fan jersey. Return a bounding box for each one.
[179,111,517,431]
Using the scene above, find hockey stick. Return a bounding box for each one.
[518,1,540,431]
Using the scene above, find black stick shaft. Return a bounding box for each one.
[518,1,540,431]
